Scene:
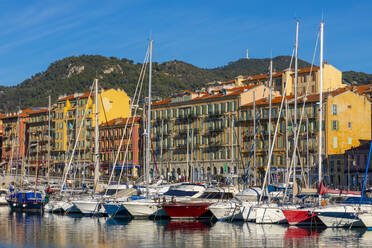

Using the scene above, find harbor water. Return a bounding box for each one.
[0,207,372,247]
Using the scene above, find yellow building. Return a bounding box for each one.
[325,90,371,155]
[52,88,131,171]
[325,89,371,186]
[242,63,346,96]
[240,87,371,186]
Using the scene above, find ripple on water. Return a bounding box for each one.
[0,206,369,247]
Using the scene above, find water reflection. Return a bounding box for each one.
[0,206,370,247]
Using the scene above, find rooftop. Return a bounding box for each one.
[100,116,141,127]
[152,85,260,107]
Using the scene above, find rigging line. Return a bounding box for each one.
[105,48,149,192]
[287,31,319,184]
[60,81,95,195]
[105,47,149,189]
[64,104,79,187]
[98,89,115,178]
[259,47,296,203]
[244,87,267,184]
[6,108,21,185]
[283,31,320,202]
[232,115,245,183]
[109,49,149,188]
[109,48,149,196]
[115,76,146,191]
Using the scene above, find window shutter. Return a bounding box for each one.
[337,120,339,130]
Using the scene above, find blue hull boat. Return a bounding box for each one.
[104,202,131,218]
[7,191,44,213]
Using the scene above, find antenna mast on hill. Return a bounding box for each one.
[246,49,249,59]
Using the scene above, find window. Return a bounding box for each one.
[331,104,338,115]
[332,120,339,131]
[333,136,338,149]
[278,136,283,148]
[348,122,351,128]
[348,105,351,109]
[348,137,352,145]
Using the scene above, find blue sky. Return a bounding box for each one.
[0,0,371,86]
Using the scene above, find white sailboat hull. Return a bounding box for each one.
[358,212,372,229]
[122,201,167,218]
[314,205,370,228]
[73,200,105,215]
[208,201,257,221]
[255,206,286,224]
[45,200,74,213]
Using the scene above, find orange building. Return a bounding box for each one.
[1,110,29,172]
[99,117,142,178]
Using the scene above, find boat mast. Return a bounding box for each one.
[253,92,256,186]
[285,99,289,185]
[47,95,51,184]
[93,78,100,192]
[191,127,194,182]
[186,122,189,181]
[160,119,163,178]
[268,59,273,184]
[306,117,309,186]
[146,40,153,185]
[318,22,324,194]
[6,111,20,186]
[293,20,299,188]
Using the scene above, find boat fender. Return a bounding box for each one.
[22,204,26,208]
[321,199,327,206]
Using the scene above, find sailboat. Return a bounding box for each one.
[71,78,107,216]
[282,21,325,226]
[5,109,46,213]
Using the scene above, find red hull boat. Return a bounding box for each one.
[162,202,213,219]
[282,209,323,226]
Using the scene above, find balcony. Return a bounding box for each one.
[243,131,255,138]
[175,144,187,150]
[206,111,223,119]
[241,147,252,153]
[153,117,169,125]
[209,141,222,148]
[207,126,224,134]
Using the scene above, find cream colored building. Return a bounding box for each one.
[242,63,346,96]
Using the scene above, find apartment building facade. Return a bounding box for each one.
[151,84,276,182]
[242,63,345,96]
[53,88,131,175]
[240,88,371,186]
[1,111,29,173]
[99,117,142,179]
[26,108,53,175]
